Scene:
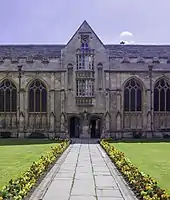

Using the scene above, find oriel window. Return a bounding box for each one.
[76,80,94,97]
[76,35,94,70]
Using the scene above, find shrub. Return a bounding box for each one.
[0,139,70,200]
[0,132,12,138]
[163,134,170,139]
[132,131,142,138]
[100,139,170,200]
[27,132,47,139]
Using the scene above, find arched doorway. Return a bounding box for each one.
[89,117,101,138]
[69,117,80,138]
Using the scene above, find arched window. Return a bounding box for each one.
[0,79,17,112]
[28,79,47,112]
[124,79,142,112]
[154,79,170,111]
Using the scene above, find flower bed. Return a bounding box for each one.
[100,139,170,200]
[0,139,70,200]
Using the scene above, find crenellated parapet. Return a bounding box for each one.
[26,56,34,64]
[121,56,130,63]
[152,57,160,64]
[11,57,19,64]
[0,57,4,64]
[111,56,170,65]
[167,57,170,64]
[137,57,145,64]
[0,56,64,72]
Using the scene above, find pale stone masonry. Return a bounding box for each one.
[0,20,170,138]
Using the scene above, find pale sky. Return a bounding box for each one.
[0,0,170,45]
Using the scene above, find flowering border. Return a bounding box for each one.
[100,139,170,200]
[0,139,70,200]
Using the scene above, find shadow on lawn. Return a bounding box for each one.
[0,138,62,146]
[107,138,170,143]
[69,138,170,144]
[1,138,170,146]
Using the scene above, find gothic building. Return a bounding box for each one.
[1,20,170,139]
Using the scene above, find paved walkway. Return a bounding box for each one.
[29,139,136,200]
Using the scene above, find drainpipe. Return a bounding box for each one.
[148,65,153,137]
[17,65,22,138]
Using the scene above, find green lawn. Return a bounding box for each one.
[111,142,170,193]
[0,139,59,189]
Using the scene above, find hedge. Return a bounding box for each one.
[100,139,170,200]
[0,139,70,200]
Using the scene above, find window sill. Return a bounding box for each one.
[76,96,95,98]
[0,112,17,114]
[75,70,94,72]
[28,112,47,114]
[76,96,94,106]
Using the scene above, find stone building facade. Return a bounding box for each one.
[1,20,170,139]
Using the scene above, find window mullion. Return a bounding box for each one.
[34,89,36,113]
[4,89,6,112]
[135,87,137,112]
[165,88,167,111]
[10,89,12,113]
[40,89,42,113]
[129,89,131,112]
[158,89,161,112]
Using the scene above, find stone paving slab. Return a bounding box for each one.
[98,198,124,200]
[96,189,123,197]
[70,196,96,200]
[29,139,137,200]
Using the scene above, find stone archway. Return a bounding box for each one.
[69,116,80,138]
[89,116,101,138]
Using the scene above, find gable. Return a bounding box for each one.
[65,20,106,50]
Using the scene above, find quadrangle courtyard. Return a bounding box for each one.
[0,139,170,199]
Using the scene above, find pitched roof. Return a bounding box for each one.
[1,20,170,59]
[0,44,170,59]
[106,45,170,58]
[0,45,64,58]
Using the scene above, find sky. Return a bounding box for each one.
[0,0,170,45]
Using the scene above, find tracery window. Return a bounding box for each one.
[76,80,94,97]
[76,35,94,70]
[0,79,17,112]
[28,79,47,112]
[76,34,95,102]
[124,79,142,112]
[154,79,170,111]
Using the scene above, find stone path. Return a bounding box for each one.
[30,139,136,200]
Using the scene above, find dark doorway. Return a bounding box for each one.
[69,117,80,138]
[90,117,101,138]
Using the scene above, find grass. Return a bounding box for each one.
[0,139,60,189]
[110,142,170,193]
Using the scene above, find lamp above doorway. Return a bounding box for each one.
[83,110,88,120]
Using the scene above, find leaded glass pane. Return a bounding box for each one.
[28,80,47,112]
[76,80,94,97]
[154,79,170,112]
[0,80,17,112]
[124,79,142,112]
